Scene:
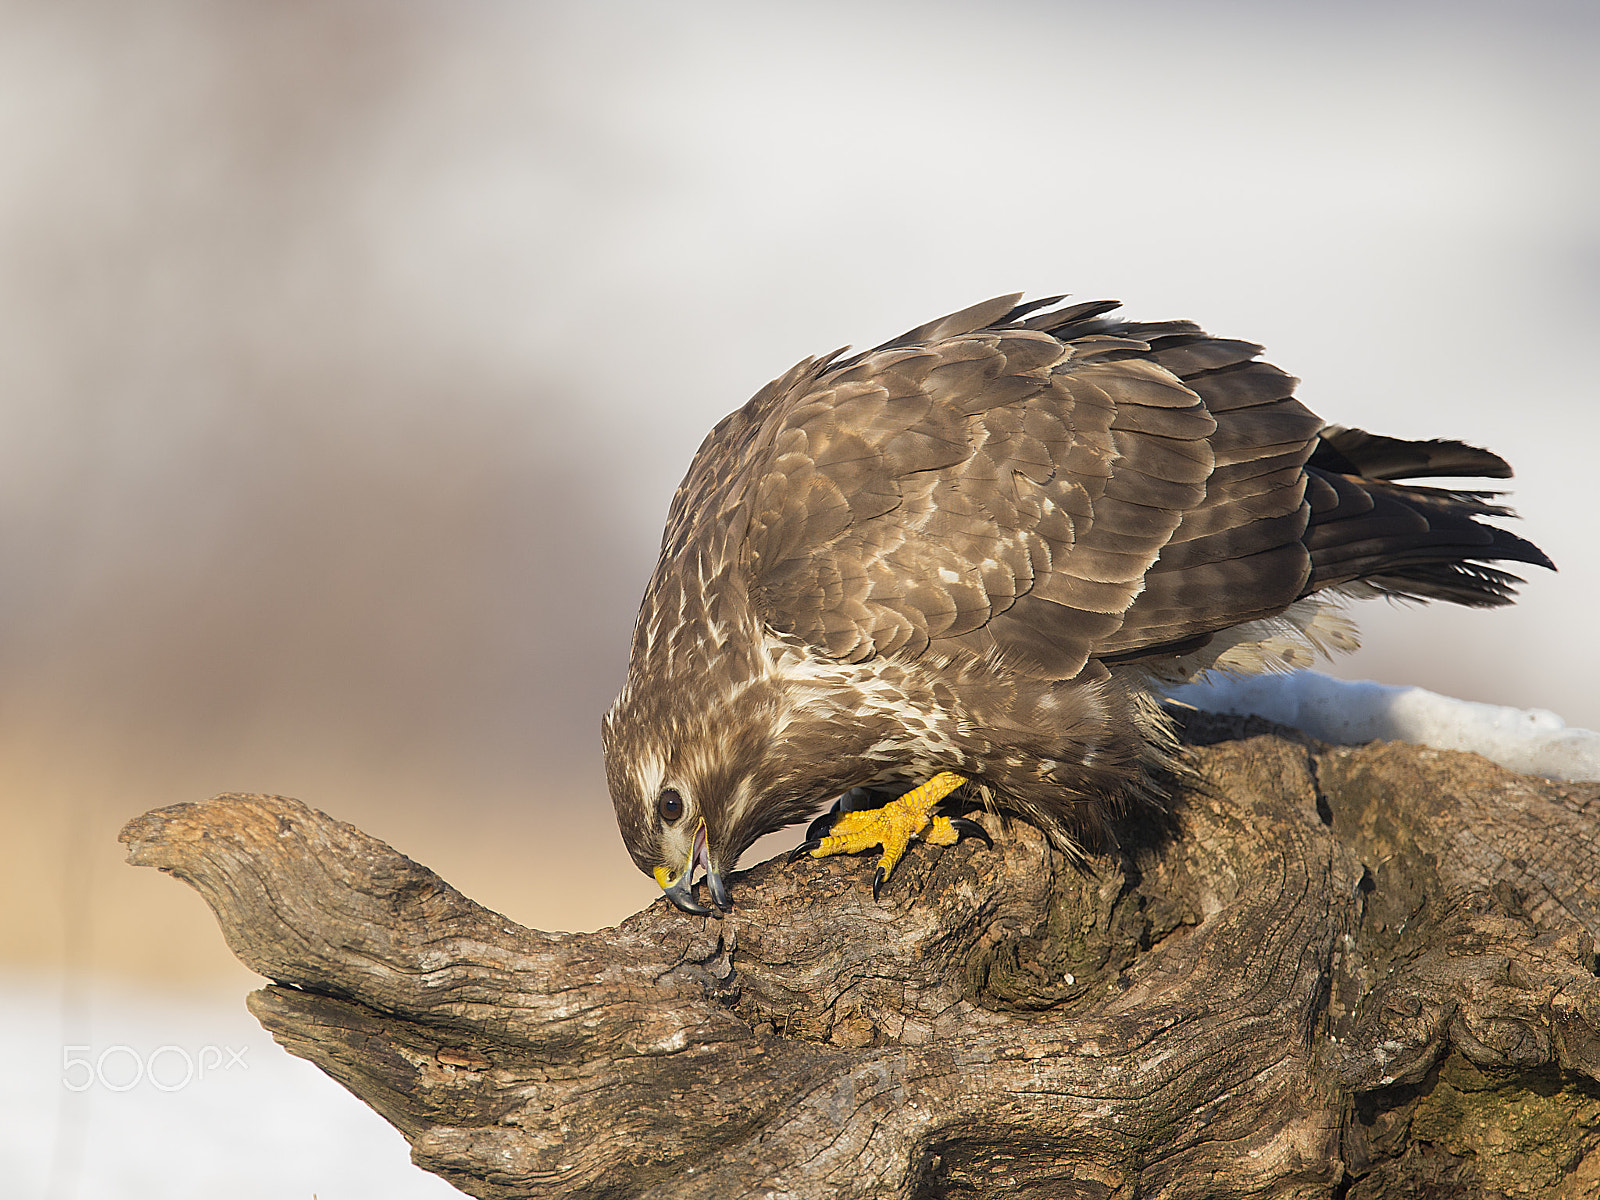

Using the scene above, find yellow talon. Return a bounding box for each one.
[809,771,970,888]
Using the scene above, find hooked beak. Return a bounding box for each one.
[653,818,731,917]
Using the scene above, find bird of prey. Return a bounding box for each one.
[603,294,1553,916]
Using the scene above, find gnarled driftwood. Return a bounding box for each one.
[120,719,1600,1198]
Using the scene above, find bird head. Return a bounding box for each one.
[601,722,750,917]
[611,774,730,917]
[602,683,839,916]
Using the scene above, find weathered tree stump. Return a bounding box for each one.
[120,719,1600,1198]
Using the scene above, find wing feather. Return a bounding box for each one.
[736,310,1227,679]
[656,295,1541,687]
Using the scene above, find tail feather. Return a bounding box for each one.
[1303,429,1554,609]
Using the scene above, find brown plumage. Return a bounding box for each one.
[603,294,1553,915]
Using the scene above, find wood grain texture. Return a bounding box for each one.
[121,726,1600,1198]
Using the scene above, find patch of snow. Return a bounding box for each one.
[1167,671,1600,782]
[0,973,463,1199]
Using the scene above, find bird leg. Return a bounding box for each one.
[791,771,987,897]
[801,784,899,843]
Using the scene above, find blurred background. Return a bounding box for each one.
[1,0,1594,1194]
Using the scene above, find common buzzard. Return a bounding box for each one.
[603,295,1553,915]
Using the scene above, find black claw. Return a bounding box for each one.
[804,808,840,842]
[950,817,993,848]
[788,838,822,864]
[871,866,886,900]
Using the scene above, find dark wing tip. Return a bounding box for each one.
[1313,427,1515,482]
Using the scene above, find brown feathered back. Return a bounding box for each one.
[640,295,1550,684]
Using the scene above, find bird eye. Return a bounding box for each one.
[657,789,684,823]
